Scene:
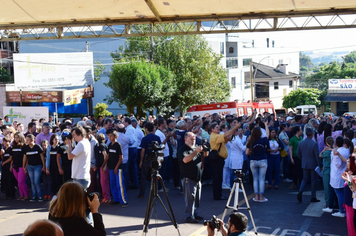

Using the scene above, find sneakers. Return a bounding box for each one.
[17,196,24,201]
[30,197,37,202]
[38,197,43,202]
[332,212,345,218]
[174,186,181,190]
[121,203,129,208]
[283,178,293,183]
[137,195,144,199]
[322,207,333,213]
[194,215,204,220]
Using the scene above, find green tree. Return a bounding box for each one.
[343,51,356,64]
[93,103,112,120]
[0,67,12,82]
[94,61,105,82]
[282,88,322,109]
[110,24,230,113]
[105,60,176,117]
[299,52,314,68]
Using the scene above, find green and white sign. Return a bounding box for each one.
[13,52,94,90]
[3,106,48,127]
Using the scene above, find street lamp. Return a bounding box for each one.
[249,56,270,102]
[149,37,174,61]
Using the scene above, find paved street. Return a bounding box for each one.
[0,178,348,236]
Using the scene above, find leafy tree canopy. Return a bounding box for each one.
[109,23,230,114]
[105,59,176,117]
[94,103,112,120]
[343,51,356,64]
[282,88,322,109]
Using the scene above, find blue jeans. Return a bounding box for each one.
[73,178,91,190]
[267,154,281,186]
[250,159,268,195]
[27,165,42,198]
[334,187,345,213]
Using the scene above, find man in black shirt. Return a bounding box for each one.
[178,132,208,223]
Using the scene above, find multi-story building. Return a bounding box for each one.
[204,24,300,109]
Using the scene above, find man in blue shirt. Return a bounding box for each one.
[207,212,248,236]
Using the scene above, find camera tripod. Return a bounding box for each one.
[222,171,258,235]
[142,168,180,236]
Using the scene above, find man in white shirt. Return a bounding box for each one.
[124,117,139,188]
[68,126,92,189]
[117,123,132,189]
[155,118,173,183]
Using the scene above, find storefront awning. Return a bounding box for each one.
[324,93,356,102]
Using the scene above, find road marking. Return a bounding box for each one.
[189,193,254,236]
[0,209,35,223]
[288,191,325,217]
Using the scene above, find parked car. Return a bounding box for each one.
[342,112,356,117]
[322,112,336,117]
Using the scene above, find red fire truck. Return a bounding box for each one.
[185,101,275,118]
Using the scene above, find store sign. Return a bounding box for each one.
[6,91,63,103]
[13,52,94,90]
[3,106,48,125]
[328,79,356,90]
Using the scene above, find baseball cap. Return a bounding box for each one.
[42,122,50,127]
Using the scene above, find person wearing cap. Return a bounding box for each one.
[35,122,53,145]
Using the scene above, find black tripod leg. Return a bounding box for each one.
[143,175,157,233]
[157,175,179,230]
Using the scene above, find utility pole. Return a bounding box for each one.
[85,41,93,116]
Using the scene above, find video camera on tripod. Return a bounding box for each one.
[147,141,165,171]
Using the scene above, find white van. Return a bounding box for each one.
[295,105,317,115]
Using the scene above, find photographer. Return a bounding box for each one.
[178,132,208,223]
[49,181,106,236]
[207,212,248,236]
[210,122,242,200]
[137,122,161,198]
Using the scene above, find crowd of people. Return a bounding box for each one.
[1,110,356,235]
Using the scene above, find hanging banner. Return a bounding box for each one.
[6,91,63,103]
[13,52,94,90]
[63,87,94,106]
[3,106,48,126]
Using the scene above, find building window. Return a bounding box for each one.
[274,82,279,90]
[226,58,238,68]
[243,58,252,66]
[220,42,224,55]
[229,47,234,53]
[289,80,293,88]
[231,77,236,88]
[278,59,283,64]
